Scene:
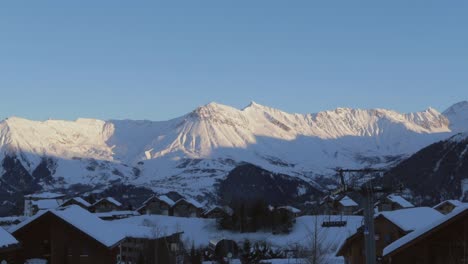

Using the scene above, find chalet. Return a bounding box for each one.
[337,207,443,264]
[24,192,65,216]
[320,194,359,215]
[376,194,414,212]
[136,195,175,216]
[90,197,123,213]
[172,198,204,218]
[383,205,468,264]
[10,205,184,264]
[0,227,19,264]
[432,199,464,215]
[276,206,301,217]
[203,206,234,219]
[94,210,140,220]
[59,197,92,210]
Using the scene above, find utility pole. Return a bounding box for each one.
[334,168,389,264]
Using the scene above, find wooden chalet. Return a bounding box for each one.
[0,227,20,264]
[202,206,234,219]
[432,199,464,215]
[376,194,414,212]
[93,210,140,220]
[90,197,123,213]
[337,207,443,264]
[24,192,65,217]
[10,205,184,264]
[320,194,359,215]
[10,205,125,264]
[59,197,92,210]
[172,198,204,218]
[120,232,184,264]
[136,195,175,216]
[383,206,468,264]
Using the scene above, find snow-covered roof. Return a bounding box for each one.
[174,198,204,209]
[25,192,65,199]
[10,205,126,248]
[277,206,301,214]
[93,197,122,207]
[386,194,414,208]
[383,205,468,257]
[204,206,234,216]
[432,199,464,209]
[140,195,175,209]
[0,226,18,248]
[339,196,358,207]
[62,197,91,208]
[159,195,176,206]
[32,199,61,210]
[376,207,443,232]
[94,211,140,219]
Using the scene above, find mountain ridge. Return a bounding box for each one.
[0,101,466,201]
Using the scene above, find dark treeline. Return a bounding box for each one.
[219,199,295,233]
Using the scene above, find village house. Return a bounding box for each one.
[136,195,175,216]
[24,192,65,216]
[89,197,123,213]
[0,226,19,264]
[337,207,443,264]
[59,197,92,210]
[375,194,414,212]
[202,206,234,219]
[432,199,465,215]
[383,205,468,264]
[10,205,184,264]
[320,194,359,215]
[172,198,204,218]
[94,210,140,221]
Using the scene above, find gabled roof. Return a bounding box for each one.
[24,192,65,199]
[277,206,301,214]
[337,207,443,257]
[0,226,18,248]
[386,194,414,208]
[174,198,204,209]
[376,207,443,232]
[94,211,140,219]
[339,196,358,207]
[93,197,122,207]
[32,199,61,210]
[10,205,126,248]
[203,206,234,216]
[432,199,464,209]
[159,195,176,207]
[61,197,91,208]
[137,195,176,212]
[383,205,468,257]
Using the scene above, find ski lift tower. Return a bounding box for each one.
[333,168,390,264]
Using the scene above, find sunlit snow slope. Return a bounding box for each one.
[1,101,467,196]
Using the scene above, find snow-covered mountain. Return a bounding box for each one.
[0,101,467,198]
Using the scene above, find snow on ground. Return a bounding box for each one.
[113,214,362,255]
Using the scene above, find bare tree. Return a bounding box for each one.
[298,216,334,264]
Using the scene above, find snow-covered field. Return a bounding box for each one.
[113,214,363,256]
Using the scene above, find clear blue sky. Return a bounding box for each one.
[0,1,467,121]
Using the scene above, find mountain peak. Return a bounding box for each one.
[443,101,468,115]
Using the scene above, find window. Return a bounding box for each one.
[80,246,89,257]
[171,243,179,252]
